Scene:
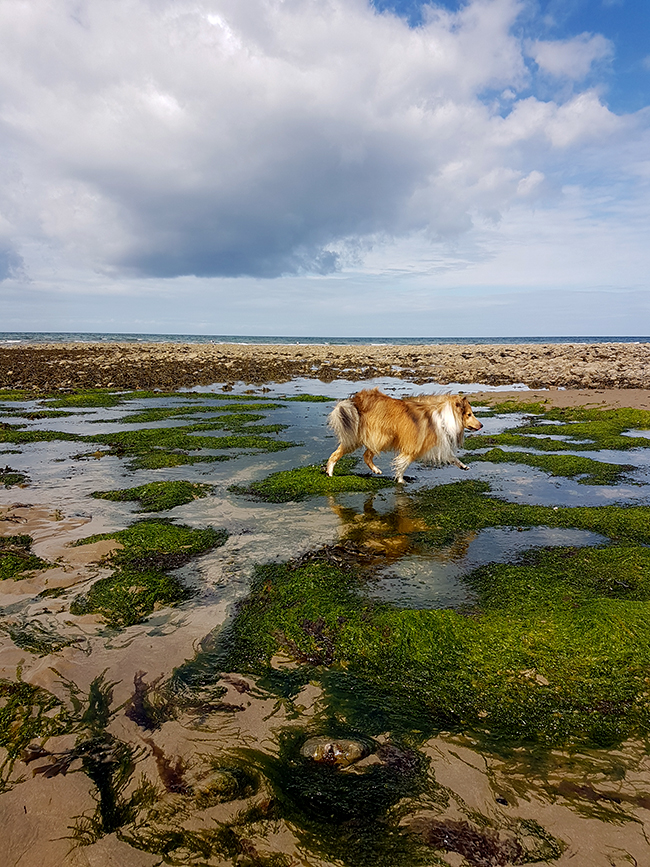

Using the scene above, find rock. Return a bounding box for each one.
[300,737,368,767]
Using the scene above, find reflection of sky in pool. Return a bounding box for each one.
[364,526,609,610]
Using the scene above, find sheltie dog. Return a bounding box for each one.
[326,388,482,483]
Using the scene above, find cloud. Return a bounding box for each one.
[0,0,635,283]
[0,244,23,280]
[528,32,613,80]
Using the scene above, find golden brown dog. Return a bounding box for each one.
[326,388,482,483]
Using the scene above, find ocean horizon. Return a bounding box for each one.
[2,332,650,347]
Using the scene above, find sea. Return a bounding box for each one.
[1,332,649,346]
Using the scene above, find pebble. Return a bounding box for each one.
[300,737,368,766]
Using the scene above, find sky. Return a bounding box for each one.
[1,0,649,337]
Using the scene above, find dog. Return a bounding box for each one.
[326,388,482,483]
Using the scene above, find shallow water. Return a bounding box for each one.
[365,526,610,609]
[3,385,650,612]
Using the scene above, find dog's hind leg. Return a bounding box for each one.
[326,399,361,477]
[392,453,413,484]
[363,448,382,475]
[326,444,353,476]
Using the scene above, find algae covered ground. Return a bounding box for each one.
[91,480,215,512]
[70,520,228,627]
[230,456,395,502]
[0,535,51,580]
[1,386,650,866]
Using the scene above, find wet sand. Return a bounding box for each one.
[2,341,650,391]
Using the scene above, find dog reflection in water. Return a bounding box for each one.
[326,388,483,483]
[327,493,476,565]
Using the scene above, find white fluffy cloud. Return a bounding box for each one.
[0,0,638,283]
[528,32,613,80]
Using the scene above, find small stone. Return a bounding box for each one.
[300,737,368,767]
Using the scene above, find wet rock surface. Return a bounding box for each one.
[300,737,368,766]
[1,341,650,390]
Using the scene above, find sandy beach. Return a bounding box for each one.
[1,341,650,393]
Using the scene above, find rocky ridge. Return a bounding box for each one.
[1,341,648,390]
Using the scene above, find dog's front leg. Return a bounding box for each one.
[454,458,469,470]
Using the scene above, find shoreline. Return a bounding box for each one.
[2,340,650,392]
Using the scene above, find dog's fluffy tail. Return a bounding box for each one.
[328,399,360,450]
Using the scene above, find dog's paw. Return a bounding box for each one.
[371,467,382,475]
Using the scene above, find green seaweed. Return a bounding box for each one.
[45,675,154,842]
[164,392,276,400]
[0,679,71,790]
[42,389,165,408]
[114,402,280,424]
[0,390,38,402]
[3,674,161,839]
[70,568,191,628]
[42,388,280,409]
[91,480,215,512]
[71,520,227,627]
[120,451,230,470]
[82,422,296,470]
[467,545,650,608]
[123,818,295,866]
[0,424,80,444]
[218,468,650,750]
[76,519,226,569]
[467,447,636,485]
[242,730,434,867]
[0,534,51,580]
[0,408,75,419]
[468,403,650,453]
[224,549,650,748]
[231,458,395,503]
[411,479,650,547]
[284,394,335,402]
[0,466,29,487]
[87,416,280,442]
[4,621,81,655]
[1,390,293,471]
